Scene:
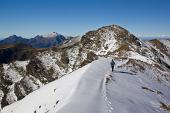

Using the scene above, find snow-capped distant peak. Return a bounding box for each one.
[46,32,58,38]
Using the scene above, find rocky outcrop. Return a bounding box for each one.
[0,25,170,109]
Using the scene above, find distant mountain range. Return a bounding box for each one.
[0,32,66,48]
[0,25,170,112]
[141,36,170,40]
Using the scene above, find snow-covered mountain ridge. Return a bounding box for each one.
[0,25,170,112]
[1,58,170,113]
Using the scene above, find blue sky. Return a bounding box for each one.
[0,0,170,38]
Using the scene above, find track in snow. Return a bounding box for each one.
[55,58,113,113]
[102,72,115,113]
[2,58,167,113]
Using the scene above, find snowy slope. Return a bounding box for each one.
[160,39,170,49]
[146,39,170,66]
[0,24,170,111]
[1,58,170,113]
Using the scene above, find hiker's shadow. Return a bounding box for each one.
[114,70,136,75]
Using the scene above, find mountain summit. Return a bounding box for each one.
[0,35,29,45]
[0,25,170,113]
[46,32,58,38]
[28,33,66,48]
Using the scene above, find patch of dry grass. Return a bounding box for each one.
[160,102,170,111]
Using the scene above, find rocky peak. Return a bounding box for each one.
[80,25,170,75]
[46,32,58,38]
[81,25,142,56]
[0,35,28,46]
[7,35,19,39]
[0,24,170,109]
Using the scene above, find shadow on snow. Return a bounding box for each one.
[113,70,136,75]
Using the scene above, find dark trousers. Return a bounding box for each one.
[112,66,114,72]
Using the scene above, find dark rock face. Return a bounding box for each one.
[149,39,170,59]
[0,24,170,109]
[0,34,66,64]
[0,64,13,108]
[0,43,35,64]
[26,58,57,84]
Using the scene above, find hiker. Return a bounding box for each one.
[110,59,115,72]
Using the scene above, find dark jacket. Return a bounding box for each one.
[110,60,115,67]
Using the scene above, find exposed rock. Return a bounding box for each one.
[0,24,170,109]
